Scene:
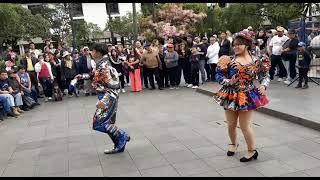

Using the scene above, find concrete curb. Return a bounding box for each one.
[196,88,320,132]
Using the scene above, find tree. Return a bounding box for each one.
[87,23,103,40]
[261,3,305,28]
[142,3,207,39]
[0,3,50,49]
[220,3,263,33]
[105,12,141,41]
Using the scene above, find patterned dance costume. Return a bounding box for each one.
[86,57,130,153]
[214,55,271,111]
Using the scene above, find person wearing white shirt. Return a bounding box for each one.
[206,36,220,81]
[29,42,41,59]
[268,26,289,81]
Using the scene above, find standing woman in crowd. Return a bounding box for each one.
[214,29,271,162]
[177,42,191,87]
[109,49,126,93]
[117,45,130,86]
[135,41,148,88]
[164,44,179,89]
[158,45,169,88]
[61,51,78,97]
[219,31,231,57]
[127,55,142,92]
[206,36,220,82]
[35,54,54,102]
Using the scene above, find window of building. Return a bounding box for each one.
[106,3,119,15]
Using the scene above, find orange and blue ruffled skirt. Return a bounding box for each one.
[213,87,269,111]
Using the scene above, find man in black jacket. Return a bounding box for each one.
[20,49,42,98]
[78,46,95,96]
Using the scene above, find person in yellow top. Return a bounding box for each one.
[20,49,42,98]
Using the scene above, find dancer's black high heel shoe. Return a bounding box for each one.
[227,144,239,156]
[240,150,258,162]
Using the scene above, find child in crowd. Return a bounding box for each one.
[295,42,312,89]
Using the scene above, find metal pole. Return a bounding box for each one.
[106,4,115,44]
[68,3,77,50]
[132,3,138,42]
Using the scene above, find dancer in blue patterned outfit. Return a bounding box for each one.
[79,43,130,154]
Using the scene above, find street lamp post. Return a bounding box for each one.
[132,3,138,42]
[106,4,115,45]
[68,3,77,50]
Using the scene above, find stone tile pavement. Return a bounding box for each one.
[1,87,320,177]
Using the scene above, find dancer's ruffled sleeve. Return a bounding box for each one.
[257,55,271,87]
[216,55,231,85]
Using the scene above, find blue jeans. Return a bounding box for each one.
[199,59,206,83]
[0,95,11,113]
[23,89,38,103]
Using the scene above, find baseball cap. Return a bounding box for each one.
[298,42,306,47]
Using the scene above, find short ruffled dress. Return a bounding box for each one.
[213,55,271,111]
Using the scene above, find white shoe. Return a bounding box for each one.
[187,84,193,88]
[121,89,126,93]
[192,86,199,89]
[48,97,53,101]
[284,80,291,85]
[175,86,179,90]
[169,87,175,90]
[277,78,283,82]
[68,95,73,98]
[184,83,189,87]
[44,97,48,102]
[127,83,130,86]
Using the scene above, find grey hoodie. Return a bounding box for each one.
[164,51,179,68]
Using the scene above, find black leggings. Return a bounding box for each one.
[298,68,309,85]
[210,63,217,81]
[39,77,53,98]
[168,66,180,87]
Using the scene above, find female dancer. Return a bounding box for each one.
[214,29,271,162]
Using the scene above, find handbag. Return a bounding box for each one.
[22,95,36,109]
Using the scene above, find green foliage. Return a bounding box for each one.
[261,3,305,28]
[106,12,143,40]
[0,3,50,47]
[182,3,208,14]
[220,3,263,33]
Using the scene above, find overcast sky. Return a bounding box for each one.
[81,3,141,30]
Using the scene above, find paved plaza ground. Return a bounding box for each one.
[1,88,320,177]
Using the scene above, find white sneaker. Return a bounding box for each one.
[169,87,175,90]
[284,80,291,85]
[121,89,126,93]
[192,86,199,89]
[187,84,193,88]
[277,78,283,82]
[44,97,48,102]
[48,97,53,101]
[175,86,179,90]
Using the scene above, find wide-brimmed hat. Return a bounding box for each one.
[62,51,71,58]
[276,26,285,32]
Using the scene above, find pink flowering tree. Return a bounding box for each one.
[142,3,206,39]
